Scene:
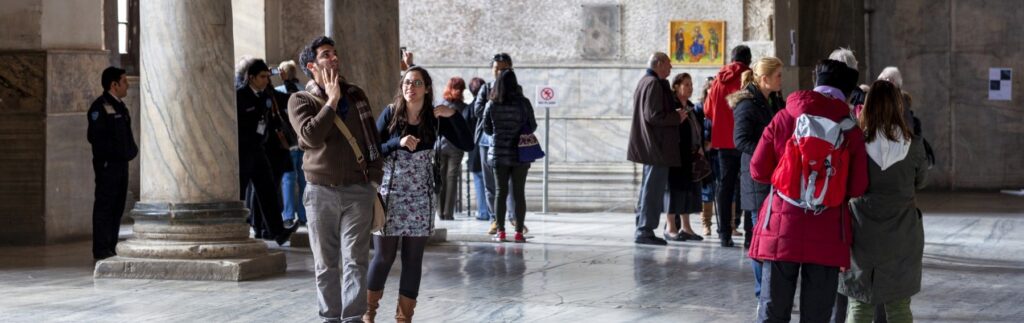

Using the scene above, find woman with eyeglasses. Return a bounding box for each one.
[364,66,472,322]
[482,69,537,243]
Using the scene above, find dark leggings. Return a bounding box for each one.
[495,164,529,232]
[367,235,429,299]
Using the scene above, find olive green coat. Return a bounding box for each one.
[839,136,929,304]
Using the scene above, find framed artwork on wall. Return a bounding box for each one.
[668,20,725,66]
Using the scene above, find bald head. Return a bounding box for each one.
[648,52,672,79]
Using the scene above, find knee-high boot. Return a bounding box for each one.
[363,289,383,323]
[396,295,417,323]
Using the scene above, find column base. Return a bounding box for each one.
[93,201,286,281]
[94,251,285,281]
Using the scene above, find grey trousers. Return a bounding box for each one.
[436,149,464,219]
[304,183,374,323]
[635,164,669,238]
[479,145,515,219]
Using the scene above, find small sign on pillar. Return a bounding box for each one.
[989,68,1012,101]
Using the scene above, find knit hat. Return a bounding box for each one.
[731,45,752,66]
[815,59,859,97]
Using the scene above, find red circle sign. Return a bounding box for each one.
[540,88,557,100]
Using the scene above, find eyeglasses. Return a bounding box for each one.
[402,79,425,88]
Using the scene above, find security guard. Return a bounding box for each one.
[87,67,138,260]
[238,59,295,246]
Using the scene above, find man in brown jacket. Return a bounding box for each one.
[288,36,383,323]
[627,52,687,246]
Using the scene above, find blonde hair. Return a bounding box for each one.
[740,57,783,90]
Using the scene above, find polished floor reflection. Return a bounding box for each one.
[0,192,1022,322]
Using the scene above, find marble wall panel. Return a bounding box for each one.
[44,114,94,243]
[0,52,47,245]
[45,50,111,114]
[40,0,104,50]
[0,1,42,50]
[399,0,751,66]
[564,118,631,163]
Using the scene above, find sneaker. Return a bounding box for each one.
[488,221,498,235]
[635,236,668,246]
[514,232,526,243]
[493,231,507,242]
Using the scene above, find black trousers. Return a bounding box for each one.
[715,149,742,240]
[240,150,285,238]
[92,160,128,259]
[495,164,529,232]
[758,260,839,323]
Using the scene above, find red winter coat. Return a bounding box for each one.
[704,62,749,149]
[747,90,869,268]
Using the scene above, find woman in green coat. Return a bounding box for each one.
[839,80,929,323]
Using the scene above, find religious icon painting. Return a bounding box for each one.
[668,20,725,66]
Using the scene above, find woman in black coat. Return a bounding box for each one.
[729,57,784,249]
[482,69,537,243]
[663,73,705,241]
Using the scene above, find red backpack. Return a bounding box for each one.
[769,114,857,214]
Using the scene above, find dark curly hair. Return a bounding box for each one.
[299,36,335,78]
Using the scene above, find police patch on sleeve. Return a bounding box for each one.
[91,111,100,121]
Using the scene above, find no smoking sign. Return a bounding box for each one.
[535,86,559,108]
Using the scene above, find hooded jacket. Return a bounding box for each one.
[704,62,750,149]
[729,83,783,212]
[747,90,869,268]
[839,133,928,304]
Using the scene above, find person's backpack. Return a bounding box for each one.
[770,114,857,213]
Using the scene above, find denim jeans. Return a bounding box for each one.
[635,164,669,238]
[281,150,307,223]
[471,171,492,220]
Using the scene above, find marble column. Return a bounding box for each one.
[94,0,285,281]
[325,0,400,114]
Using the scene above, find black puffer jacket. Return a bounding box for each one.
[729,83,783,212]
[482,96,537,167]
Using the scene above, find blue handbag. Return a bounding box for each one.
[517,101,544,162]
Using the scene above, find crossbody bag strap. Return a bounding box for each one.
[301,92,369,177]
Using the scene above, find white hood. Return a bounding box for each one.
[865,130,911,171]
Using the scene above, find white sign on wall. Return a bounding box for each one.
[989,68,1012,101]
[535,85,559,108]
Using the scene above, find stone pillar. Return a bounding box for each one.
[94,0,285,281]
[325,0,400,114]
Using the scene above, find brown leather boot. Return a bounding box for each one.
[395,295,416,323]
[701,202,714,236]
[363,289,383,323]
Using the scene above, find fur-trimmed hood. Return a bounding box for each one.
[727,89,754,109]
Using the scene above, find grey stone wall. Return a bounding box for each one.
[869,0,1024,189]
[399,0,775,165]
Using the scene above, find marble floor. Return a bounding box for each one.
[1,192,1022,322]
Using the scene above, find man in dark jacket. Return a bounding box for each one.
[87,67,138,260]
[237,58,294,246]
[627,52,688,246]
